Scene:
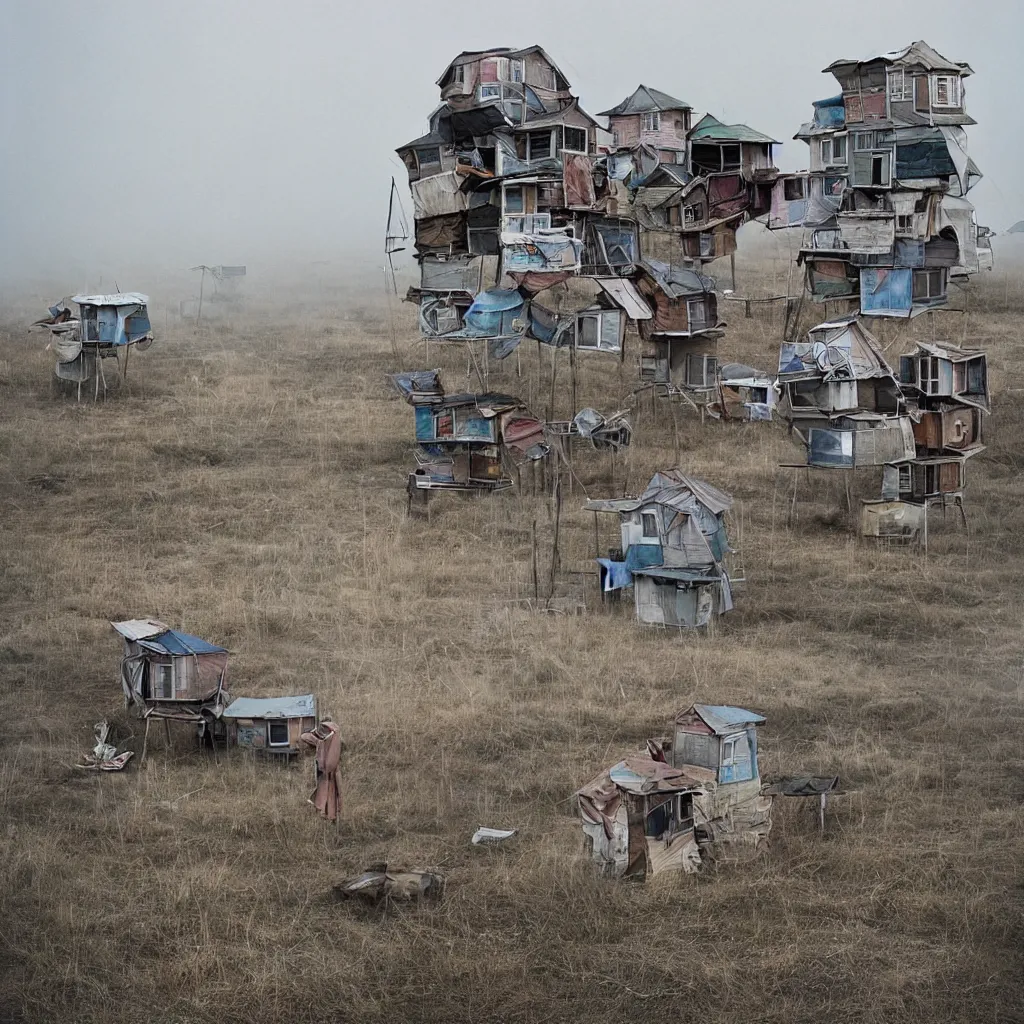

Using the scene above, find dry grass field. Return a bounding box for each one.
[1,237,1023,1023]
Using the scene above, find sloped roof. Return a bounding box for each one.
[136,629,227,657]
[518,97,601,130]
[640,470,734,516]
[678,704,766,734]
[638,259,714,298]
[436,45,569,87]
[824,40,972,77]
[223,694,316,719]
[578,755,713,800]
[72,293,148,307]
[1008,220,1024,234]
[111,619,169,642]
[599,85,691,117]
[690,113,778,145]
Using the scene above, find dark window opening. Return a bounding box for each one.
[268,720,289,747]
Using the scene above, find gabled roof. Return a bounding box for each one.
[436,45,569,88]
[599,85,691,117]
[223,694,316,719]
[690,113,778,145]
[824,40,972,77]
[677,704,766,734]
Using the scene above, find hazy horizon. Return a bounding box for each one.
[3,0,1021,292]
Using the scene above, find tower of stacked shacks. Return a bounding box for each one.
[767,41,989,537]
[395,47,786,486]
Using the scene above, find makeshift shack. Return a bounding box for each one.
[31,293,153,400]
[709,362,777,421]
[388,370,548,496]
[585,471,736,628]
[577,754,712,877]
[112,619,230,757]
[577,703,774,880]
[113,619,229,710]
[223,694,317,756]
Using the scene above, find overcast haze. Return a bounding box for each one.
[2,0,1021,288]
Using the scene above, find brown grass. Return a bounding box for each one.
[1,240,1023,1023]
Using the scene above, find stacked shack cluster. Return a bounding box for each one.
[394,45,784,488]
[768,42,989,536]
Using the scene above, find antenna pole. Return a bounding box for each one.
[197,267,206,324]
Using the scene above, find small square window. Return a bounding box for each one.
[641,112,661,133]
[563,126,587,154]
[783,177,806,201]
[268,720,289,747]
[504,186,525,214]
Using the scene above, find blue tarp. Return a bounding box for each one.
[813,95,845,128]
[136,629,227,656]
[462,289,526,337]
[597,543,664,592]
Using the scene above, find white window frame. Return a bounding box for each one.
[494,57,510,82]
[831,134,847,164]
[478,83,501,102]
[503,213,551,233]
[641,111,661,133]
[509,59,523,84]
[698,233,713,258]
[267,719,290,747]
[820,138,832,165]
[452,65,466,86]
[898,463,913,495]
[525,130,554,162]
[503,185,525,215]
[895,213,914,236]
[640,510,659,540]
[931,75,960,108]
[154,662,174,700]
[683,202,704,226]
[575,309,622,352]
[853,131,874,151]
[887,69,909,102]
[562,126,587,155]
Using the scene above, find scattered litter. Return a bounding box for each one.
[76,720,134,771]
[471,826,517,845]
[334,864,444,905]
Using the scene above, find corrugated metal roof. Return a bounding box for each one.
[135,629,227,657]
[684,704,766,734]
[72,293,148,307]
[111,619,169,642]
[596,278,653,319]
[599,85,691,117]
[223,694,316,719]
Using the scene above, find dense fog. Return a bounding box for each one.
[2,0,1020,291]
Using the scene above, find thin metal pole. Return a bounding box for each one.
[197,268,206,325]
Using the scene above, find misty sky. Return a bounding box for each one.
[2,0,1021,285]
